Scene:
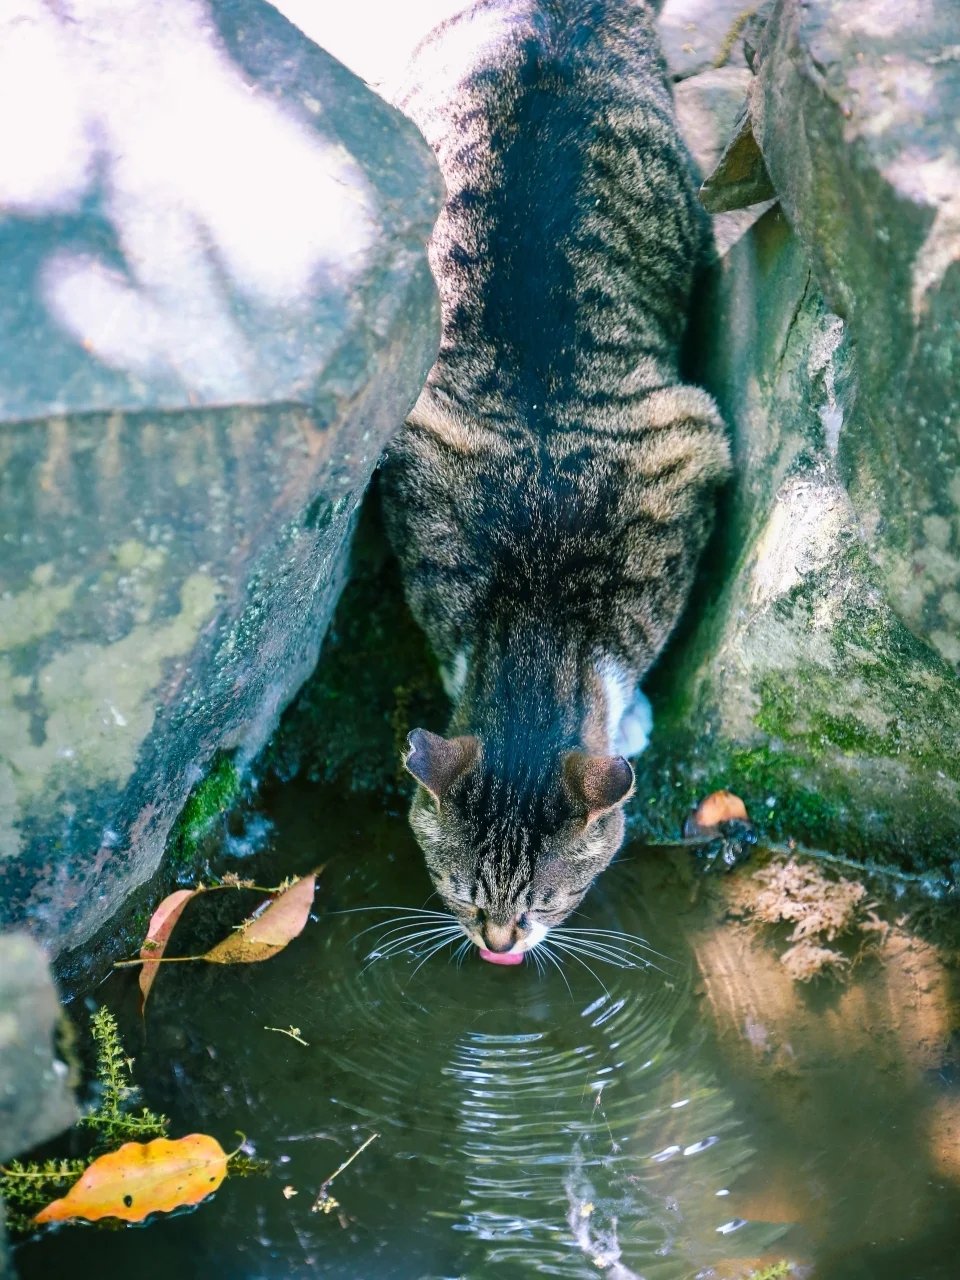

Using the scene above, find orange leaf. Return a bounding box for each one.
[684,789,750,838]
[203,873,316,964]
[33,1134,228,1225]
[139,888,203,1014]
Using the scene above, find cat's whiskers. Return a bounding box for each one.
[333,905,455,916]
[547,942,609,998]
[548,932,658,974]
[346,907,459,947]
[553,933,645,965]
[364,922,462,955]
[355,915,460,948]
[406,932,464,982]
[560,925,675,964]
[365,927,458,957]
[362,923,463,970]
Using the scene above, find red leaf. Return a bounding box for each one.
[138,889,202,1014]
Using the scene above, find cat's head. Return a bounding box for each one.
[403,728,634,958]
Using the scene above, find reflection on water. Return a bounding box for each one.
[16,780,960,1279]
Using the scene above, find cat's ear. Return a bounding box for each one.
[405,729,480,805]
[563,752,635,824]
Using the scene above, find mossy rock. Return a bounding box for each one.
[638,199,960,886]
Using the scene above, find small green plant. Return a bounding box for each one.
[77,1007,169,1145]
[0,1158,89,1229]
[745,1263,792,1280]
[0,1008,169,1231]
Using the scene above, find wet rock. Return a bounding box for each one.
[0,934,77,1271]
[672,66,774,255]
[658,0,753,80]
[751,0,960,667]
[0,0,442,954]
[263,488,449,797]
[674,67,753,180]
[698,103,776,217]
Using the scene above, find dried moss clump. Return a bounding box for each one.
[739,856,879,981]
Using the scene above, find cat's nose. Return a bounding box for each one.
[481,922,516,953]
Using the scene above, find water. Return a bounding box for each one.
[15,779,960,1279]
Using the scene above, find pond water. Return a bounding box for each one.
[15,779,960,1280]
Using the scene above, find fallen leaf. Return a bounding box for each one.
[204,874,316,964]
[33,1134,228,1225]
[684,790,750,838]
[138,888,203,1014]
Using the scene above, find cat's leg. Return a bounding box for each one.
[615,688,653,757]
[439,649,469,700]
[601,661,654,757]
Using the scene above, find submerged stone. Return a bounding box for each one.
[0,0,442,953]
[0,933,77,1270]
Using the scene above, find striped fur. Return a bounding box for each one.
[380,0,730,954]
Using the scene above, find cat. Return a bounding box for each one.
[379,0,730,963]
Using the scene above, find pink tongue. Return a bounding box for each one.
[479,948,524,966]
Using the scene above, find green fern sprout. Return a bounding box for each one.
[77,1007,168,1146]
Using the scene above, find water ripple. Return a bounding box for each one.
[307,878,788,1276]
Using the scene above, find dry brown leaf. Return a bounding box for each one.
[138,888,203,1014]
[33,1134,228,1225]
[204,873,316,964]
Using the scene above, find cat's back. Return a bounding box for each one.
[382,0,729,672]
[394,0,669,127]
[392,0,705,419]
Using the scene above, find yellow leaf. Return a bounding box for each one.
[203,873,316,964]
[33,1134,228,1225]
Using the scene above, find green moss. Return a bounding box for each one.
[631,713,960,882]
[755,658,960,780]
[0,568,220,808]
[263,490,447,794]
[727,747,839,830]
[745,1264,792,1280]
[168,754,241,865]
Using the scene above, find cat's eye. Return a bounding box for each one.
[517,913,529,930]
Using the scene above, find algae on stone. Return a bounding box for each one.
[635,193,960,880]
[749,0,960,668]
[168,754,242,865]
[0,0,443,955]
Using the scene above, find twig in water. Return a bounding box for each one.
[311,1132,379,1215]
[264,1025,309,1046]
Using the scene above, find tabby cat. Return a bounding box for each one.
[379,0,730,963]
